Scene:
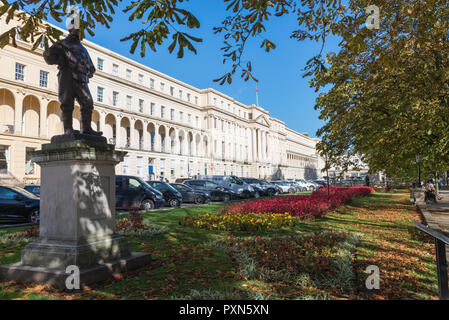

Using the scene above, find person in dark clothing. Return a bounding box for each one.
[43,26,102,136]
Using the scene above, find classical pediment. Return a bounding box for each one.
[254,115,270,127]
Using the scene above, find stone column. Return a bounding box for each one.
[14,92,23,135]
[0,140,150,288]
[40,99,47,139]
[129,119,136,149]
[99,111,106,135]
[257,129,262,162]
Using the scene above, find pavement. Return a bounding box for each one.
[421,190,449,233]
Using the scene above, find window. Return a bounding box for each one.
[178,90,182,99]
[160,159,166,178]
[139,99,144,113]
[126,69,132,80]
[150,78,155,89]
[112,64,118,75]
[39,38,45,49]
[170,87,174,96]
[188,114,191,124]
[97,58,104,71]
[97,87,104,103]
[39,70,48,87]
[112,91,119,106]
[126,95,132,109]
[15,63,25,81]
[213,98,217,106]
[195,96,198,105]
[221,101,224,108]
[187,93,191,102]
[136,157,143,176]
[25,147,35,175]
[196,116,199,128]
[0,146,9,174]
[170,159,175,178]
[160,82,165,92]
[161,106,165,118]
[150,103,155,116]
[123,156,129,174]
[138,74,144,84]
[179,111,183,122]
[221,120,224,131]
[170,109,175,121]
[214,118,217,129]
[180,160,185,177]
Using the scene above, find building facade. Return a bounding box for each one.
[0,18,323,185]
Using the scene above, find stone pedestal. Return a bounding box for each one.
[0,139,151,289]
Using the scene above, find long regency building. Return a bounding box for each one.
[0,17,323,184]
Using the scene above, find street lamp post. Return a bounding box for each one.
[416,155,422,187]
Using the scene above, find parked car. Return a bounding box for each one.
[174,178,191,184]
[196,175,255,198]
[0,186,40,224]
[272,181,296,194]
[116,175,165,211]
[184,180,234,202]
[171,183,211,204]
[147,181,183,207]
[241,178,278,197]
[24,184,40,197]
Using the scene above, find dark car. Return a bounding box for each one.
[241,178,278,197]
[174,178,191,184]
[184,180,233,202]
[171,183,211,204]
[0,186,40,224]
[116,175,165,211]
[24,184,40,197]
[147,181,183,207]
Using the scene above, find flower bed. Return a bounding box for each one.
[180,213,299,232]
[206,230,360,291]
[116,211,169,238]
[220,187,374,220]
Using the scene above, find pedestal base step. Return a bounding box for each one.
[0,252,150,289]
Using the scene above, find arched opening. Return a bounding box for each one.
[105,114,116,144]
[147,123,156,151]
[22,95,40,137]
[73,105,81,131]
[169,128,176,154]
[135,120,144,150]
[120,117,131,148]
[92,110,100,131]
[203,136,209,158]
[46,101,63,137]
[159,126,166,153]
[178,130,186,155]
[195,134,201,157]
[0,89,15,133]
[187,132,194,156]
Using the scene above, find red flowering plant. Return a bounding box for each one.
[214,230,359,289]
[234,231,347,276]
[220,187,374,221]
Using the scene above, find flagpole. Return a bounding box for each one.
[256,86,259,106]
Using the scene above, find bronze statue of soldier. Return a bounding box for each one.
[43,17,103,139]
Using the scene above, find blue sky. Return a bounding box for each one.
[47,1,341,138]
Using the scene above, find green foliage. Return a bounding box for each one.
[310,1,449,179]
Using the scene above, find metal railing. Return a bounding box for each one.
[414,221,449,300]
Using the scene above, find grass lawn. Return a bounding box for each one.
[0,192,438,300]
